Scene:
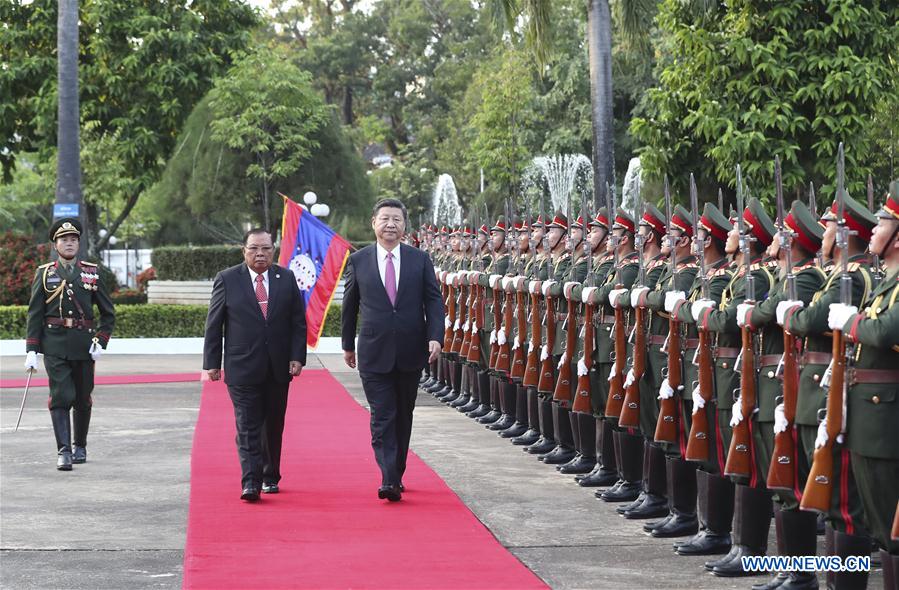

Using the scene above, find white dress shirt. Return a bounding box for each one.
[248,266,269,301]
[376,242,401,292]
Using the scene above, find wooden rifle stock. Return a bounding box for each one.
[552,295,578,407]
[605,305,628,418]
[724,324,757,477]
[488,284,502,370]
[537,294,557,393]
[459,279,473,358]
[450,279,466,354]
[443,277,455,350]
[522,285,542,387]
[510,288,527,379]
[572,302,595,413]
[685,328,714,461]
[466,282,483,363]
[495,288,515,374]
[767,332,800,490]
[619,305,646,428]
[655,315,682,443]
[800,330,845,513]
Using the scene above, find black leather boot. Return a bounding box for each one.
[449,365,471,407]
[476,377,502,423]
[458,366,480,412]
[467,371,492,418]
[829,530,871,589]
[513,387,541,445]
[712,484,772,577]
[500,385,530,438]
[525,398,557,454]
[678,470,733,553]
[438,360,462,401]
[652,457,698,538]
[623,441,669,519]
[72,404,91,464]
[488,381,517,430]
[600,430,642,502]
[579,417,617,486]
[50,408,73,471]
[880,550,897,590]
[774,509,819,590]
[541,404,576,464]
[561,412,596,474]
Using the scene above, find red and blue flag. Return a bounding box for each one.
[279,195,351,349]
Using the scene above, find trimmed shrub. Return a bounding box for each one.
[0,232,51,305]
[152,246,243,281]
[110,289,148,305]
[0,303,344,340]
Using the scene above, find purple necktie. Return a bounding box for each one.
[385,252,397,306]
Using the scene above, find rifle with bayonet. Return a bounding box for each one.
[511,209,529,380]
[523,199,545,387]
[487,205,504,371]
[768,155,801,491]
[459,220,475,359]
[685,173,715,462]
[868,175,883,283]
[725,164,758,478]
[620,176,646,428]
[553,191,578,407]
[809,183,823,269]
[655,175,682,443]
[573,190,596,414]
[450,234,467,354]
[537,201,558,394]
[605,184,627,419]
[801,143,851,513]
[467,208,484,363]
[496,199,515,375]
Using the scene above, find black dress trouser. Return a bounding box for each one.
[360,368,420,487]
[227,361,290,489]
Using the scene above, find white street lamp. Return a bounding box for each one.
[303,191,318,206]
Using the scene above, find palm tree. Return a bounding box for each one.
[493,0,655,210]
[56,0,86,255]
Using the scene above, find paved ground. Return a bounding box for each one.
[1,354,884,589]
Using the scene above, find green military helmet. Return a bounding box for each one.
[821,192,878,242]
[699,202,731,243]
[785,200,824,254]
[671,205,695,236]
[49,218,82,241]
[743,197,777,248]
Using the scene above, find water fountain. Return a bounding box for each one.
[521,154,594,215]
[620,157,643,216]
[432,173,463,227]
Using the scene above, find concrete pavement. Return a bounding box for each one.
[1,354,884,588]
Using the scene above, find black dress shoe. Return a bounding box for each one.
[426,382,446,394]
[616,492,646,515]
[487,415,515,430]
[378,485,402,502]
[241,487,260,502]
[775,572,819,589]
[449,394,470,408]
[623,493,670,520]
[525,437,557,455]
[261,482,279,494]
[72,446,87,464]
[499,423,528,438]
[578,467,619,487]
[466,405,490,419]
[540,447,576,465]
[712,545,766,577]
[511,429,541,446]
[600,480,641,502]
[558,456,595,474]
[651,513,698,538]
[398,482,405,493]
[751,572,790,590]
[476,410,502,424]
[644,513,674,533]
[704,545,740,571]
[676,531,731,555]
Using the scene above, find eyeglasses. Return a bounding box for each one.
[245,246,273,253]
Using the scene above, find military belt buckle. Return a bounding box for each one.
[63,318,75,328]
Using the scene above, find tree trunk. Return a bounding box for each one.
[56,0,86,256]
[587,0,614,210]
[342,85,354,125]
[260,156,271,231]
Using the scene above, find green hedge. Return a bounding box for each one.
[152,246,244,281]
[0,304,343,340]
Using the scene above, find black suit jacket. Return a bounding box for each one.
[203,263,307,386]
[341,243,444,373]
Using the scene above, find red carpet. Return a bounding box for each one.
[182,370,547,590]
[0,372,200,389]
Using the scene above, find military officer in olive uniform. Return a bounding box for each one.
[25,218,115,470]
[828,187,899,590]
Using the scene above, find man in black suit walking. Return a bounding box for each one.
[204,229,307,502]
[342,199,444,502]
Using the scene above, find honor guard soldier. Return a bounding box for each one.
[778,192,876,589]
[828,186,899,590]
[25,218,115,470]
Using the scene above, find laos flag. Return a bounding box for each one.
[279,195,351,349]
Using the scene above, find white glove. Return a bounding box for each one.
[513,276,527,291]
[528,281,541,295]
[557,354,568,369]
[691,299,715,323]
[608,361,619,382]
[581,286,599,305]
[24,350,40,371]
[496,328,507,346]
[664,291,686,313]
[729,399,744,427]
[470,321,478,333]
[631,286,649,308]
[828,303,858,332]
[563,281,579,299]
[776,300,803,326]
[814,420,828,449]
[692,386,706,410]
[623,368,635,388]
[462,319,470,331]
[540,344,549,361]
[489,274,502,288]
[453,318,461,331]
[528,341,536,353]
[736,302,753,327]
[89,340,103,361]
[577,357,589,376]
[541,280,556,296]
[608,288,628,308]
[773,403,788,435]
[445,316,452,329]
[658,377,674,400]
[489,330,496,344]
[502,276,514,290]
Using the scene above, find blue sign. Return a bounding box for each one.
[53,203,80,218]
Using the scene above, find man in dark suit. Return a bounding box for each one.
[204,228,307,502]
[342,198,444,502]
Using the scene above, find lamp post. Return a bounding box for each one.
[303,191,330,218]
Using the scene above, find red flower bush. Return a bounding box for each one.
[0,232,51,305]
